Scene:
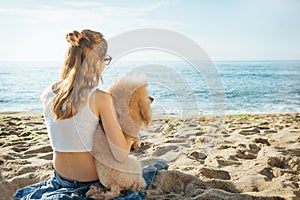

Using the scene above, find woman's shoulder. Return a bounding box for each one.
[94,89,112,104]
[93,89,113,116]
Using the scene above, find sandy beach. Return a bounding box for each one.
[0,112,299,199]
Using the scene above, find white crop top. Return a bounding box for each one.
[43,87,99,152]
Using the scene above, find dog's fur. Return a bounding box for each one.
[86,75,152,200]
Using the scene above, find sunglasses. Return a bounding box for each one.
[104,55,112,65]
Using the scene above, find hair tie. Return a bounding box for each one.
[66,30,82,47]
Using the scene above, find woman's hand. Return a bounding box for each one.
[124,134,138,150]
[124,134,134,144]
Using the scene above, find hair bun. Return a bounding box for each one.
[66,30,82,47]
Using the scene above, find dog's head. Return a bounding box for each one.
[129,84,153,127]
[108,75,153,130]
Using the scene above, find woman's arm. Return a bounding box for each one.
[95,90,133,162]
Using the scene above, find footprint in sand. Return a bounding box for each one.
[259,167,274,181]
[2,141,28,148]
[24,145,52,155]
[11,146,29,153]
[152,145,180,157]
[200,167,231,180]
[147,170,206,197]
[188,151,207,161]
[236,143,261,160]
[37,152,53,160]
[3,152,22,160]
[238,128,260,136]
[254,137,271,146]
[205,155,242,167]
[18,145,52,159]
[133,141,154,154]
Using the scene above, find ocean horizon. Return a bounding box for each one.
[0,59,299,115]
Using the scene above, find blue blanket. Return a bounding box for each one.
[14,160,168,200]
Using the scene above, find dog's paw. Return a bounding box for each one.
[86,185,97,196]
[131,179,147,191]
[140,181,147,191]
[103,184,121,200]
[86,185,106,200]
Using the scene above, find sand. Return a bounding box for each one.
[0,112,299,200]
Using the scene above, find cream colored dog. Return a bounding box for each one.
[86,75,153,200]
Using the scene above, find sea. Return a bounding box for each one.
[0,60,299,115]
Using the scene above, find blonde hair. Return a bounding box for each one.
[50,29,107,120]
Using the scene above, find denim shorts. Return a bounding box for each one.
[13,160,168,200]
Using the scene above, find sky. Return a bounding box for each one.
[0,0,299,61]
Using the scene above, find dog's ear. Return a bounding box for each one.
[138,96,152,126]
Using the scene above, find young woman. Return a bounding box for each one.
[14,29,168,200]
